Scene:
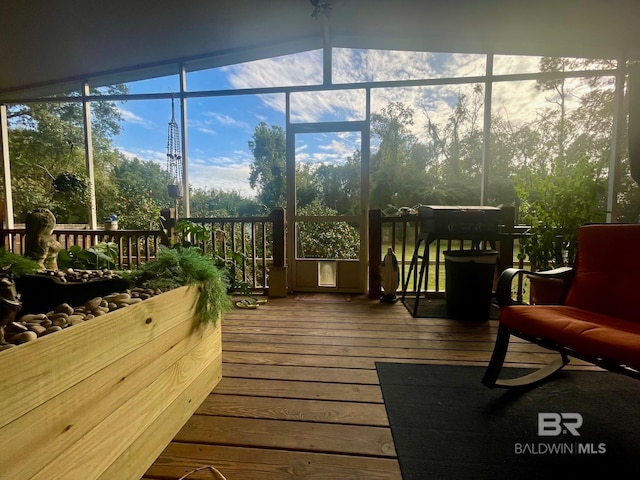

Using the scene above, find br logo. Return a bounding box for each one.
[537,413,583,437]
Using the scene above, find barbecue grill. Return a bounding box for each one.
[402,205,503,316]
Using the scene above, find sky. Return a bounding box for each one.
[111,48,597,198]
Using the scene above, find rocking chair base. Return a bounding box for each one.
[481,324,570,389]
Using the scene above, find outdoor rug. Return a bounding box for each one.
[401,297,499,320]
[376,363,640,480]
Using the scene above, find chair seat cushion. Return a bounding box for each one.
[500,305,640,370]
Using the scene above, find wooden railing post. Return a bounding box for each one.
[368,209,382,299]
[0,199,5,250]
[268,207,287,297]
[160,208,177,246]
[498,205,515,273]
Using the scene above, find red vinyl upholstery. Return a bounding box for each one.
[505,224,640,370]
[484,223,640,387]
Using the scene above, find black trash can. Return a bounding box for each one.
[443,250,498,321]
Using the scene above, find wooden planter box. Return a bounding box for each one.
[0,285,222,480]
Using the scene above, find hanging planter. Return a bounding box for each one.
[167,183,182,199]
[166,97,184,200]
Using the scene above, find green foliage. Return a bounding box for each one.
[248,122,286,209]
[0,249,41,277]
[296,201,360,259]
[190,187,265,217]
[174,220,253,294]
[7,88,127,224]
[109,158,172,229]
[53,172,87,194]
[125,246,231,325]
[516,159,607,270]
[57,242,119,270]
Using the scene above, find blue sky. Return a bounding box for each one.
[111,49,563,198]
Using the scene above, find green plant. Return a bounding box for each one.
[516,160,606,270]
[57,242,119,270]
[124,246,231,325]
[296,200,360,259]
[214,249,252,296]
[0,249,41,277]
[175,220,253,295]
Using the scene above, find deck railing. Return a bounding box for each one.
[0,209,285,292]
[3,207,528,297]
[368,208,526,299]
[182,208,285,290]
[2,228,168,270]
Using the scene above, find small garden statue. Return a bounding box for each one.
[0,269,21,344]
[379,247,400,303]
[25,208,61,270]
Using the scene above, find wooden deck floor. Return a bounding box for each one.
[142,293,587,480]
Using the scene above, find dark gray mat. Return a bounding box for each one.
[376,363,640,480]
[401,297,499,320]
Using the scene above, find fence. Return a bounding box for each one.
[182,209,284,291]
[2,228,168,270]
[368,208,527,299]
[3,207,528,297]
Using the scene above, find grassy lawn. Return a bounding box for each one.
[382,239,526,293]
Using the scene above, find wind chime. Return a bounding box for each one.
[166,96,183,201]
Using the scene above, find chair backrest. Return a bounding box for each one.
[564,223,640,322]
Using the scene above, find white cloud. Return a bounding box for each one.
[189,161,255,197]
[117,107,154,128]
[224,50,323,89]
[117,147,165,165]
[116,146,256,197]
[205,112,251,130]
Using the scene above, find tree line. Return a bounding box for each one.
[3,57,639,231]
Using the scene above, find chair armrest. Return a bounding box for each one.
[496,267,574,308]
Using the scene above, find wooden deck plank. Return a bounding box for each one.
[174,416,396,457]
[197,394,390,426]
[213,377,384,403]
[223,334,548,353]
[143,294,591,479]
[221,363,380,384]
[143,444,402,480]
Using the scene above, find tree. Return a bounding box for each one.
[109,157,172,229]
[190,187,265,217]
[6,86,128,223]
[248,122,287,209]
[296,200,359,259]
[313,151,361,215]
[370,102,428,209]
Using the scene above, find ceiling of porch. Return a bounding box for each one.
[2,0,640,98]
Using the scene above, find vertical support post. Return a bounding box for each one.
[481,54,494,206]
[271,207,286,268]
[269,207,287,297]
[368,209,382,299]
[606,58,626,223]
[82,83,98,229]
[0,104,15,232]
[179,64,190,218]
[497,205,515,274]
[361,88,371,294]
[285,92,296,292]
[159,208,177,246]
[322,14,332,86]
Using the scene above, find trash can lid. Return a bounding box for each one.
[443,250,499,263]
